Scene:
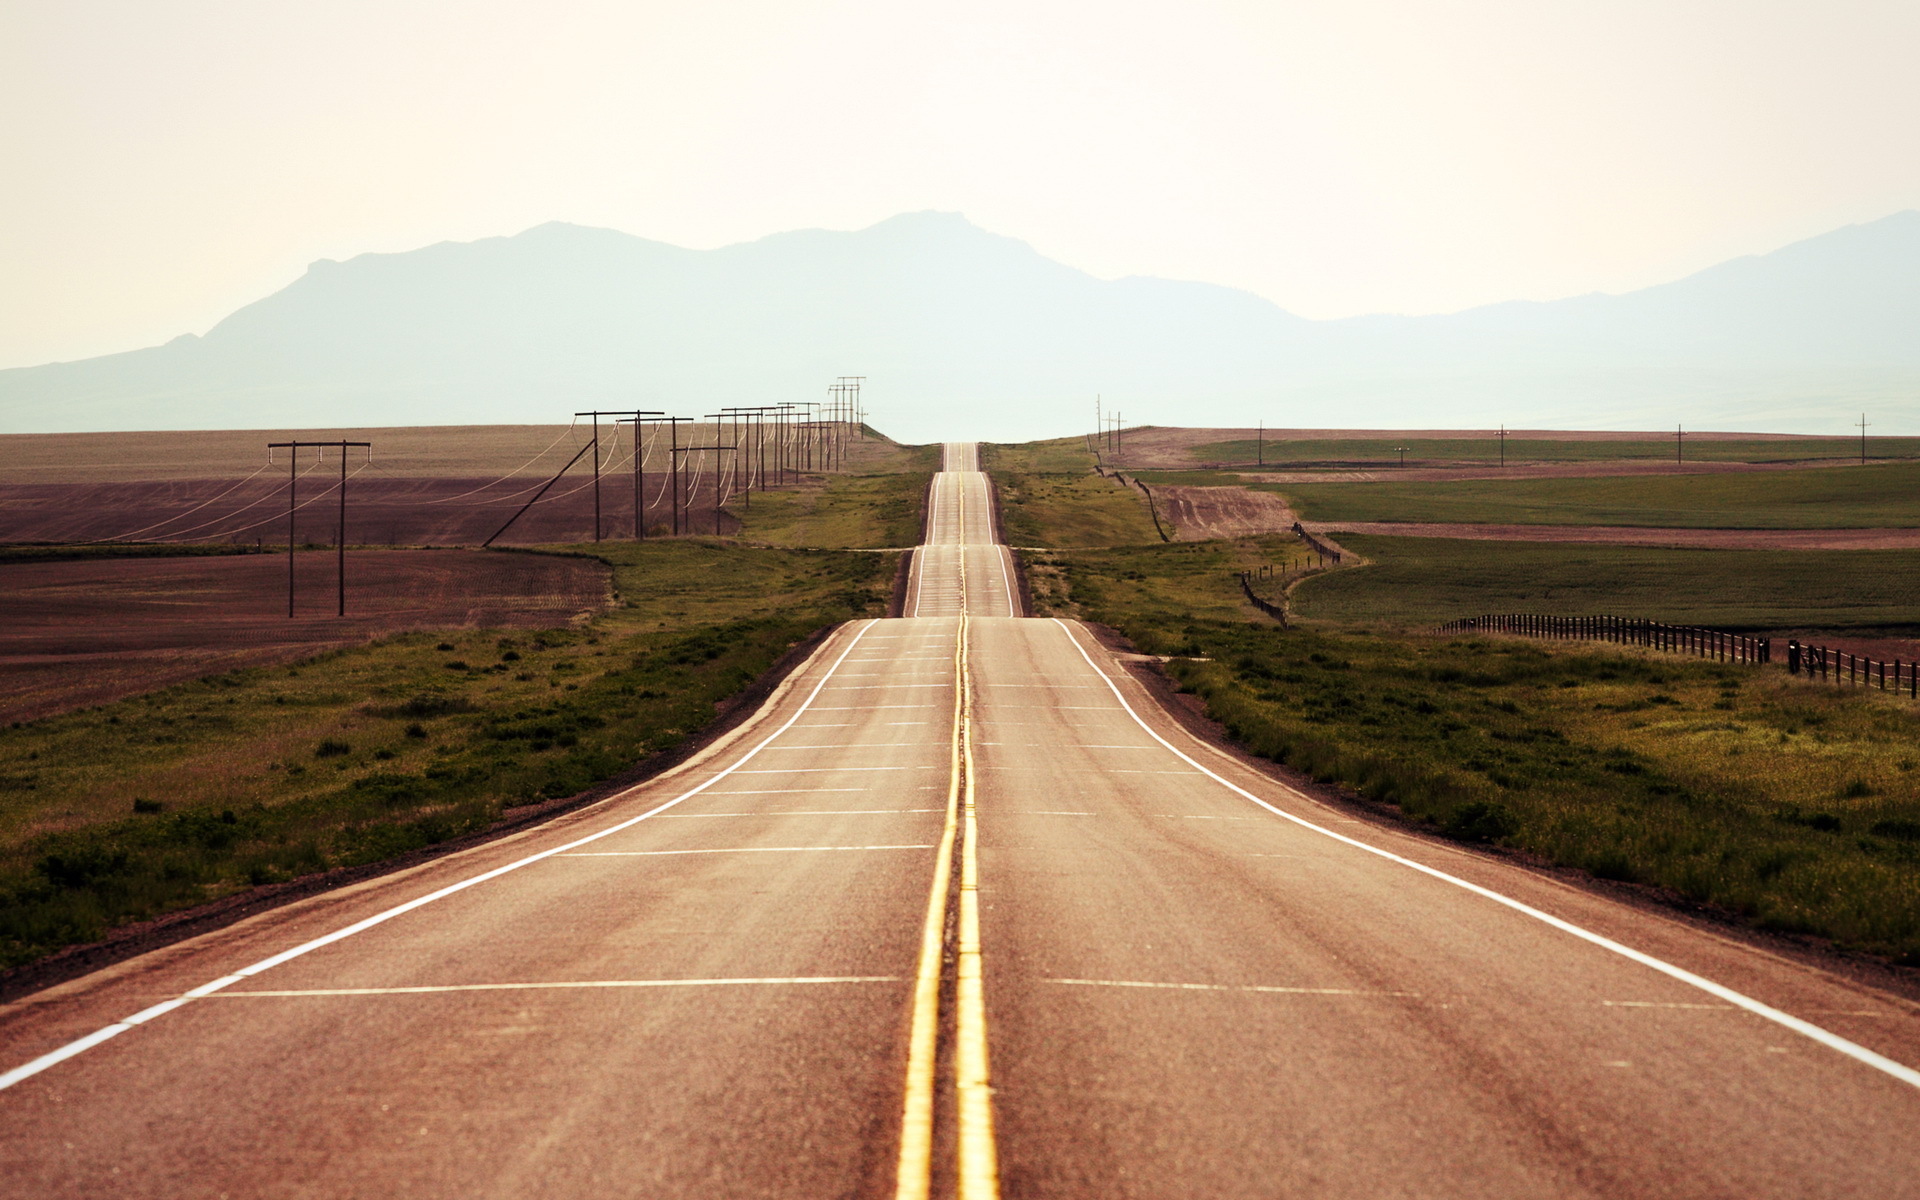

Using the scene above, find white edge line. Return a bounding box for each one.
[1048,617,1920,1091]
[0,619,886,1093]
[211,976,901,997]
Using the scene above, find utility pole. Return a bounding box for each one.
[1257,420,1263,466]
[267,439,371,617]
[653,416,693,534]
[1498,425,1508,468]
[722,406,774,500]
[1675,424,1686,464]
[1859,413,1870,464]
[1394,446,1409,468]
[611,411,665,537]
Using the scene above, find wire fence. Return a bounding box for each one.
[1435,613,1771,664]
[1290,523,1344,563]
[1435,612,1920,699]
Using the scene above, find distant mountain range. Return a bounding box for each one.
[4,210,1917,443]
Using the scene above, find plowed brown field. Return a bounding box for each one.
[0,549,608,722]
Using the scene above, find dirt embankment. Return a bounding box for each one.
[0,549,609,722]
[1153,486,1300,540]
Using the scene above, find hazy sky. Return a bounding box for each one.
[4,0,1917,369]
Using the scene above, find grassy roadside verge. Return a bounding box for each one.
[0,538,897,973]
[994,470,1920,964]
[980,442,1161,548]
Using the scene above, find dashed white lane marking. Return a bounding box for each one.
[560,845,938,856]
[977,743,1154,749]
[1045,978,1417,997]
[763,744,934,751]
[657,810,943,817]
[702,788,872,796]
[208,977,902,997]
[733,766,938,774]
[1050,617,1920,1092]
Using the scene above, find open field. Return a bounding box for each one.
[0,423,929,973]
[1278,459,1920,529]
[0,548,609,723]
[981,441,1162,548]
[0,424,912,484]
[732,443,938,548]
[991,452,1920,964]
[1190,434,1920,467]
[0,538,898,971]
[1090,425,1919,470]
[0,424,910,546]
[1292,535,1920,637]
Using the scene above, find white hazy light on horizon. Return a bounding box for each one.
[2,0,1917,369]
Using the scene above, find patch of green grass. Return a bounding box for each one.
[981,438,1099,474]
[1291,536,1920,632]
[993,449,1920,963]
[1276,461,1920,529]
[982,441,1161,550]
[0,539,899,970]
[0,543,271,563]
[1035,536,1920,963]
[1191,437,1920,466]
[735,446,938,548]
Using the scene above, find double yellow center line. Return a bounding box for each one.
[896,612,999,1200]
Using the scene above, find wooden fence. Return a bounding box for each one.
[1435,613,1771,665]
[1784,640,1920,697]
[1237,572,1288,623]
[1291,523,1343,563]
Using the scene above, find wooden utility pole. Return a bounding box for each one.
[1676,424,1686,464]
[267,439,371,617]
[1859,413,1870,464]
[1498,425,1508,468]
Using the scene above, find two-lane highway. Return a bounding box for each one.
[3,441,1918,1198]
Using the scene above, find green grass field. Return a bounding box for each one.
[1191,436,1920,466]
[1277,460,1920,528]
[733,444,938,548]
[1292,536,1920,632]
[994,455,1920,964]
[980,442,1162,549]
[0,529,907,970]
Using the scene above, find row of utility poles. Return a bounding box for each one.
[1243,414,1878,468]
[267,378,867,617]
[484,379,869,547]
[1094,395,1125,455]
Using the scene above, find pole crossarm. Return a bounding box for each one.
[265,440,372,619]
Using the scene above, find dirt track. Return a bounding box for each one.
[0,549,609,722]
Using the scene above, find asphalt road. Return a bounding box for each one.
[3,442,1918,1197]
